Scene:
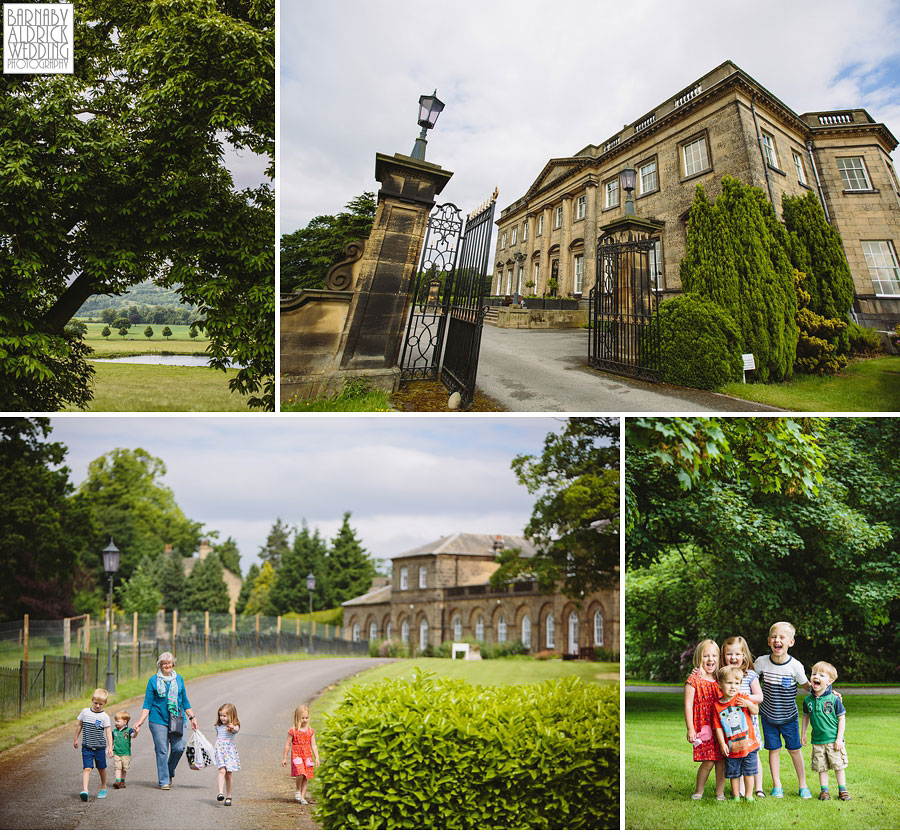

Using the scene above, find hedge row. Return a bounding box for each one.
[314,671,619,829]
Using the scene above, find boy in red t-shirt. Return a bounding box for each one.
[712,664,761,801]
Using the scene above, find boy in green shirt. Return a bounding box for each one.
[801,661,849,801]
[112,710,138,788]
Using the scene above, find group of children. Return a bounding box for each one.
[75,689,320,805]
[684,621,849,802]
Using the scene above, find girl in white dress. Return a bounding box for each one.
[214,703,241,806]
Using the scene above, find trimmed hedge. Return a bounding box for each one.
[650,294,742,390]
[314,671,619,829]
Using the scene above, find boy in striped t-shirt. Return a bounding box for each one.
[74,688,113,801]
[753,621,812,799]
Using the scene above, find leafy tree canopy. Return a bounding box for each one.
[120,558,163,614]
[0,0,275,410]
[243,559,275,615]
[281,193,376,292]
[236,561,259,614]
[492,417,619,599]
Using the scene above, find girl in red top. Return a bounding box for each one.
[684,639,726,800]
[282,704,319,804]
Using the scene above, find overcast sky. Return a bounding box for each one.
[280,0,900,238]
[48,415,591,575]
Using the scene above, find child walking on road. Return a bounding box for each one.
[74,688,113,801]
[282,704,319,804]
[214,703,241,806]
[111,710,137,788]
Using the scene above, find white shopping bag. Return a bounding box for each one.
[186,729,215,770]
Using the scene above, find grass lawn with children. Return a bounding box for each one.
[625,690,900,829]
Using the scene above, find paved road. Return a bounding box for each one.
[0,657,394,830]
[476,326,782,412]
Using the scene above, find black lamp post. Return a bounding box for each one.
[619,165,637,217]
[305,572,316,654]
[101,539,120,693]
[410,89,445,160]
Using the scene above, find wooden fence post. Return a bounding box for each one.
[173,610,178,656]
[231,611,236,655]
[63,618,71,658]
[276,615,281,654]
[133,612,138,679]
[255,613,259,654]
[23,614,29,669]
[204,611,209,663]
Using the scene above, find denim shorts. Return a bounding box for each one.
[725,748,759,779]
[82,746,108,770]
[760,713,801,750]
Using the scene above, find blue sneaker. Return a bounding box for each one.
[799,788,812,799]
[97,789,108,799]
[771,787,784,798]
[79,791,88,802]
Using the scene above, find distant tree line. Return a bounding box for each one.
[92,305,198,326]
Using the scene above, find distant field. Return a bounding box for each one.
[65,363,257,411]
[84,322,208,356]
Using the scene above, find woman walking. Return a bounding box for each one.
[132,652,199,789]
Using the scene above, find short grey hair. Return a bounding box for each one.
[157,651,176,669]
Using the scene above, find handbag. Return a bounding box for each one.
[168,712,184,736]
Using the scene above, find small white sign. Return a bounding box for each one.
[742,353,756,371]
[3,3,73,74]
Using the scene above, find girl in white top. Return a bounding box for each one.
[722,636,764,798]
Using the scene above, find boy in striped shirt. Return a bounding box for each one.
[753,621,812,799]
[74,688,113,801]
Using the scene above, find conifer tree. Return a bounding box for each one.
[326,512,375,606]
[257,518,291,569]
[270,522,329,613]
[182,554,230,613]
[212,537,242,577]
[244,561,276,615]
[236,563,260,614]
[120,558,162,614]
[158,548,186,611]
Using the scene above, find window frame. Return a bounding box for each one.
[522,615,531,649]
[500,231,507,249]
[545,613,555,648]
[638,157,658,196]
[554,206,563,228]
[680,132,711,180]
[649,239,663,291]
[511,226,517,246]
[605,178,620,209]
[497,613,507,643]
[573,253,584,294]
[452,615,462,642]
[861,239,900,296]
[538,214,543,236]
[576,194,586,220]
[418,565,427,589]
[837,156,872,191]
[399,566,408,590]
[593,610,603,647]
[522,219,528,241]
[761,130,779,169]
[475,615,484,642]
[792,150,808,186]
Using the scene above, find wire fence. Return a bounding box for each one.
[0,612,364,721]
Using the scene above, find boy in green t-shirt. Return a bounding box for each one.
[801,661,849,801]
[111,710,138,788]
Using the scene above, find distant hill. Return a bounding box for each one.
[76,280,197,321]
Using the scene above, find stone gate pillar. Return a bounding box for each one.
[339,152,453,388]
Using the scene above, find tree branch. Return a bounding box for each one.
[43,272,96,332]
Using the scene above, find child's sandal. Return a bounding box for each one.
[217,794,225,802]
[838,790,850,801]
[224,797,232,806]
[690,793,703,800]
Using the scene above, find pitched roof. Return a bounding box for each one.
[341,583,393,608]
[392,532,536,560]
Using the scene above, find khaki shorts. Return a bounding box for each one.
[113,754,131,772]
[811,742,847,772]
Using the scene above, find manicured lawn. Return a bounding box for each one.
[313,657,618,717]
[85,322,208,356]
[64,363,257,411]
[625,691,899,829]
[722,356,900,411]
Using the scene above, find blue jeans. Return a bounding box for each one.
[148,721,186,786]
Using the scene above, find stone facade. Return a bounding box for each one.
[341,533,618,657]
[494,60,900,331]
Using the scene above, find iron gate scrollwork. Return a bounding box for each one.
[588,233,662,381]
[400,195,496,408]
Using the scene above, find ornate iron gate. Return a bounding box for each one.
[588,233,662,381]
[400,195,496,408]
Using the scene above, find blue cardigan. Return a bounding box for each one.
[142,673,192,726]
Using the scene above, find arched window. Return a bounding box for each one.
[401,620,409,644]
[452,615,462,642]
[419,619,428,651]
[593,610,603,647]
[475,615,484,642]
[568,612,579,654]
[352,623,360,642]
[521,615,531,649]
[497,613,507,643]
[546,613,555,648]
[386,622,393,640]
[369,622,378,642]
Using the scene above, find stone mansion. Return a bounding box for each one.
[493,60,900,331]
[341,532,617,657]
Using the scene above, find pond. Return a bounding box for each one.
[93,354,234,367]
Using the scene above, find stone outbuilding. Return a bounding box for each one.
[341,532,618,657]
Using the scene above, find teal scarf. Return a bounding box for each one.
[155,670,179,715]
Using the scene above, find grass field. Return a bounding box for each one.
[625,691,900,829]
[312,657,618,718]
[84,322,209,357]
[722,355,900,411]
[64,363,256,411]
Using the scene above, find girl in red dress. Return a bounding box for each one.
[281,704,319,804]
[684,639,726,800]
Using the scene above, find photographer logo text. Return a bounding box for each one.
[4,4,73,73]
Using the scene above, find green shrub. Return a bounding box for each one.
[846,321,882,355]
[534,649,561,660]
[794,270,848,375]
[593,646,620,662]
[650,294,742,390]
[480,639,527,659]
[314,671,619,829]
[373,639,410,658]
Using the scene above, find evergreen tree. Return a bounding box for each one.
[326,512,375,606]
[270,522,329,613]
[158,548,186,611]
[782,190,855,333]
[243,561,276,615]
[236,563,260,614]
[182,554,230,613]
[212,537,242,577]
[258,518,291,569]
[120,558,163,614]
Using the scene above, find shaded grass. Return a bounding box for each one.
[282,386,394,412]
[312,657,618,719]
[64,363,256,411]
[722,356,900,411]
[625,691,900,829]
